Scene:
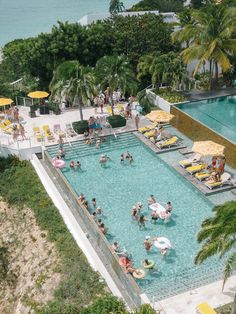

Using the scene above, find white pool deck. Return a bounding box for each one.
[1,105,236,313]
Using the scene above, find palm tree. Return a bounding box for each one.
[50,61,97,121]
[137,52,187,89]
[95,55,137,114]
[195,201,236,314]
[109,0,125,14]
[172,4,236,89]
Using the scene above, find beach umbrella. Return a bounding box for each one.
[27,91,49,99]
[145,110,174,123]
[0,98,13,106]
[192,140,225,156]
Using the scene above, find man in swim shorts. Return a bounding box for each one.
[151,209,159,224]
[144,236,152,253]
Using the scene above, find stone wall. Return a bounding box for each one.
[171,106,236,168]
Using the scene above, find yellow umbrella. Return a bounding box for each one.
[0,98,13,106]
[145,110,174,123]
[28,91,49,99]
[192,141,225,156]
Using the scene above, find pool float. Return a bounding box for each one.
[52,158,66,169]
[154,237,172,250]
[149,202,167,220]
[142,260,155,269]
[119,256,131,268]
[133,269,146,279]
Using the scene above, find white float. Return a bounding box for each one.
[149,202,167,220]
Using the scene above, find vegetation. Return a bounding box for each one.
[107,115,127,128]
[0,247,9,281]
[195,201,236,314]
[154,88,187,103]
[0,156,105,313]
[72,120,89,134]
[129,0,184,12]
[172,4,236,89]
[109,0,125,14]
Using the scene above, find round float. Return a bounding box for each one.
[142,260,155,269]
[51,159,66,169]
[154,237,172,250]
[133,269,146,279]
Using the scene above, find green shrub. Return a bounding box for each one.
[80,295,127,314]
[154,88,186,103]
[72,120,89,134]
[48,101,61,115]
[107,115,126,128]
[0,247,9,280]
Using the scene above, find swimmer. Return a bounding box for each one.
[83,201,89,211]
[85,138,92,145]
[76,161,81,169]
[164,210,171,224]
[143,259,154,269]
[144,236,152,253]
[91,212,97,220]
[120,154,124,163]
[96,138,101,149]
[138,214,148,229]
[99,223,108,235]
[99,154,110,166]
[78,193,85,202]
[148,194,156,205]
[112,241,120,253]
[136,202,143,215]
[70,161,75,169]
[166,201,173,213]
[92,198,97,208]
[151,209,159,224]
[131,206,138,220]
[58,148,65,158]
[161,247,169,256]
[129,155,134,164]
[97,219,103,227]
[96,206,102,215]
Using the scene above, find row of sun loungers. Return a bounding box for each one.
[178,154,233,190]
[33,124,77,142]
[0,119,14,134]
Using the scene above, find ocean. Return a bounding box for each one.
[0,0,137,47]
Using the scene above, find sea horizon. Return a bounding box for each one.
[0,0,137,47]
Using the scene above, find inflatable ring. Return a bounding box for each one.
[133,269,146,279]
[154,237,172,250]
[52,159,66,169]
[143,260,155,269]
[119,256,131,268]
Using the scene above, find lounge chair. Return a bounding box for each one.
[179,153,202,168]
[42,125,54,141]
[205,172,231,189]
[33,126,43,142]
[144,129,157,138]
[196,302,216,314]
[195,171,210,181]
[0,123,13,134]
[65,123,77,137]
[53,124,66,138]
[107,105,113,115]
[117,103,124,113]
[138,122,158,133]
[186,163,207,175]
[156,136,178,149]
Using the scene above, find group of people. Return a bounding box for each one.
[12,123,27,141]
[144,236,170,256]
[131,196,173,228]
[120,151,134,164]
[70,160,81,169]
[88,116,103,135]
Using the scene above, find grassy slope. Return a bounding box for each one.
[0,157,105,314]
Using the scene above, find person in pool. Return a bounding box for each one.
[70,161,75,169]
[120,154,124,163]
[165,201,173,213]
[151,209,159,224]
[92,198,96,209]
[143,259,154,269]
[96,206,102,215]
[131,206,138,220]
[148,195,156,205]
[138,214,148,229]
[76,161,81,169]
[111,242,120,254]
[144,236,152,253]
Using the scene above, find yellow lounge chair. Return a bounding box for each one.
[33,126,43,142]
[138,122,157,133]
[117,103,124,113]
[107,105,113,115]
[144,129,157,138]
[0,123,12,134]
[42,125,54,140]
[186,163,207,175]
[157,136,178,149]
[195,171,210,181]
[205,172,231,189]
[196,302,216,314]
[179,153,202,168]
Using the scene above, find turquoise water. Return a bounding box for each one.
[176,96,236,144]
[0,0,137,47]
[47,133,224,300]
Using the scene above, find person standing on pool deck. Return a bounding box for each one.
[135,114,140,130]
[144,236,152,253]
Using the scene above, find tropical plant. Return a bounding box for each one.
[109,0,125,14]
[95,55,137,114]
[129,0,184,12]
[137,52,187,89]
[195,201,236,314]
[172,4,236,89]
[50,61,97,120]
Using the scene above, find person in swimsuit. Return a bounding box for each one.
[70,161,75,169]
[144,236,152,253]
[148,195,156,205]
[138,215,147,229]
[151,209,159,224]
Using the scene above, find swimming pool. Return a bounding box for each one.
[47,133,225,300]
[176,96,236,144]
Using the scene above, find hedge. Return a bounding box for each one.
[72,120,89,134]
[107,115,126,128]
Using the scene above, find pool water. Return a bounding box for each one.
[47,133,224,300]
[176,96,236,144]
